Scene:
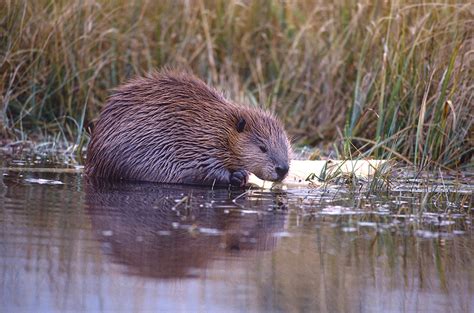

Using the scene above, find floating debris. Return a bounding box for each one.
[24,178,64,185]
[273,231,292,237]
[102,230,113,236]
[198,227,221,235]
[157,231,171,236]
[357,222,377,228]
[342,227,358,232]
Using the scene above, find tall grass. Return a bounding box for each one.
[1,0,472,168]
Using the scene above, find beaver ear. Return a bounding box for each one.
[236,117,246,133]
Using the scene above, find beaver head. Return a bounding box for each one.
[230,109,291,182]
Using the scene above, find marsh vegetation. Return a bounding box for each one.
[1,0,472,169]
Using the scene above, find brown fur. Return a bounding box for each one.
[85,70,291,186]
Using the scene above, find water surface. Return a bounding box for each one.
[1,156,473,313]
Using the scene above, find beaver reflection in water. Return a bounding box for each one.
[85,71,291,187]
[85,180,287,278]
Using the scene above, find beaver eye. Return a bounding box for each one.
[259,145,267,153]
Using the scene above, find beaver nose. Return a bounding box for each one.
[275,164,289,180]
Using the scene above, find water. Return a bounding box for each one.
[1,155,473,313]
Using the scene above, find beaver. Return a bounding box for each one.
[85,70,291,187]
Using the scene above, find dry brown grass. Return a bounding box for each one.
[1,0,472,168]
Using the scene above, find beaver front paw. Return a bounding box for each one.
[229,169,249,187]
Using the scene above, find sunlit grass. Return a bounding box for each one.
[1,0,472,169]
